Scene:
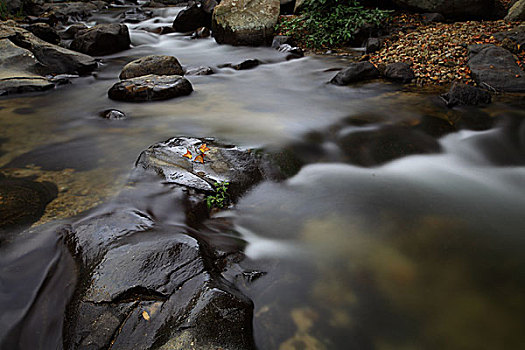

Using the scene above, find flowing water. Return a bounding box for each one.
[1,5,525,350]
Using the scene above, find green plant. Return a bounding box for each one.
[0,0,9,20]
[206,181,230,209]
[275,0,391,49]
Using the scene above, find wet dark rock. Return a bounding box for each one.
[441,82,492,107]
[468,44,525,92]
[383,62,416,83]
[108,74,193,102]
[365,37,381,53]
[119,55,184,79]
[135,137,265,199]
[278,44,304,60]
[421,12,445,23]
[173,1,216,33]
[120,7,153,24]
[185,66,214,75]
[494,26,525,54]
[70,23,130,56]
[230,59,261,70]
[19,23,60,44]
[337,125,442,166]
[191,26,211,39]
[0,174,57,231]
[100,109,127,119]
[0,22,97,75]
[212,0,280,46]
[505,0,525,21]
[60,23,88,40]
[41,2,102,23]
[391,0,495,19]
[330,62,380,86]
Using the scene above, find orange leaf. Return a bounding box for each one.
[142,311,150,321]
[198,144,210,153]
[194,154,205,163]
[183,149,192,159]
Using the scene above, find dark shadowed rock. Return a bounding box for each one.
[173,1,216,33]
[41,1,104,23]
[119,55,183,79]
[60,23,88,40]
[441,82,492,107]
[383,62,416,83]
[230,59,261,70]
[337,125,442,166]
[365,37,381,53]
[108,74,193,102]
[120,7,153,24]
[0,174,57,231]
[99,109,127,119]
[185,66,214,75]
[20,23,60,44]
[212,0,280,46]
[468,44,525,92]
[191,26,211,39]
[70,23,130,56]
[494,26,525,54]
[422,12,445,23]
[330,62,380,85]
[391,0,494,19]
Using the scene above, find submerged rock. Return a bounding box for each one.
[108,74,193,102]
[70,23,130,56]
[330,62,380,85]
[119,55,184,79]
[468,44,525,92]
[212,0,280,46]
[441,82,492,107]
[337,125,442,166]
[0,174,57,231]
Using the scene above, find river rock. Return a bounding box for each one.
[60,23,88,40]
[191,26,211,39]
[421,12,446,23]
[230,59,261,70]
[212,0,281,46]
[468,44,525,92]
[135,137,265,198]
[0,39,54,95]
[19,23,60,44]
[391,0,494,19]
[108,74,193,102]
[120,7,153,24]
[99,109,127,119]
[0,174,57,231]
[494,26,525,53]
[383,62,415,83]
[505,0,525,21]
[330,62,380,86]
[70,23,130,56]
[40,2,104,23]
[0,22,97,75]
[185,66,214,75]
[119,55,184,79]
[337,126,442,166]
[441,82,492,107]
[277,44,304,60]
[365,37,381,53]
[173,0,217,33]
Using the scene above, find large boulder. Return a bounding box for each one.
[468,44,525,92]
[391,0,495,19]
[119,55,184,79]
[172,0,217,33]
[0,22,97,75]
[212,0,280,46]
[108,74,193,102]
[19,23,60,44]
[0,39,54,95]
[330,62,380,85]
[70,23,130,56]
[505,0,525,21]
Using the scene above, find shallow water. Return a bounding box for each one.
[1,5,525,350]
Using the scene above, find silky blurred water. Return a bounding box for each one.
[1,5,525,350]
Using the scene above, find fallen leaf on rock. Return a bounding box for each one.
[142,311,150,321]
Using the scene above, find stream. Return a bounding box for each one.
[1,5,525,350]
